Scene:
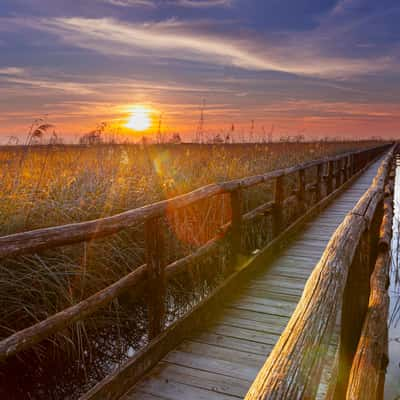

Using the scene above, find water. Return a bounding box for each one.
[385,160,400,400]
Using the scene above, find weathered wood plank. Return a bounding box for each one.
[193,331,273,356]
[178,340,265,367]
[146,362,252,398]
[208,324,280,346]
[164,350,260,382]
[133,376,238,400]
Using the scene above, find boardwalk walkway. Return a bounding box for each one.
[124,157,385,400]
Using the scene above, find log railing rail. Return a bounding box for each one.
[0,144,391,365]
[345,179,394,400]
[245,145,396,400]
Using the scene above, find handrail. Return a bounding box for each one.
[0,143,390,364]
[245,145,395,400]
[345,180,394,399]
[0,144,389,259]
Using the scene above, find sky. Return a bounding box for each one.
[0,0,399,142]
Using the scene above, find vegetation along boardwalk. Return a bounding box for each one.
[119,155,391,399]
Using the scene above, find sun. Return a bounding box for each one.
[126,106,152,131]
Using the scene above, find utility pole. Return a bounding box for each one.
[268,124,274,143]
[157,113,163,144]
[195,99,205,144]
[250,119,254,143]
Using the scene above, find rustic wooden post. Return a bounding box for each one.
[315,163,323,203]
[297,168,306,213]
[335,160,341,189]
[347,155,353,178]
[272,176,284,237]
[145,216,166,340]
[337,159,342,186]
[343,156,348,182]
[230,188,243,268]
[326,160,334,194]
[334,229,372,398]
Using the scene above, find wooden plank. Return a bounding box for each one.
[125,391,167,399]
[280,254,322,263]
[246,281,305,294]
[164,350,260,382]
[220,315,287,336]
[177,341,266,368]
[249,275,308,287]
[150,362,252,398]
[267,258,317,270]
[266,269,310,280]
[247,289,301,303]
[223,308,289,328]
[230,297,296,317]
[133,376,238,400]
[248,275,307,287]
[209,324,280,346]
[193,331,273,356]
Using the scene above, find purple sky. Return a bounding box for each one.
[0,0,399,141]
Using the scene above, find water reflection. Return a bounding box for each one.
[385,160,400,399]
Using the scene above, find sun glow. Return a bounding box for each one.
[126,106,152,131]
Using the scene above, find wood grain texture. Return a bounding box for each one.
[346,185,394,400]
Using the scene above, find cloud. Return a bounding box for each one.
[100,0,232,8]
[171,0,232,8]
[0,69,234,97]
[100,0,156,7]
[0,67,25,75]
[7,16,395,79]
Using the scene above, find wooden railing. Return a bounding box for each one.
[0,144,390,367]
[245,145,396,400]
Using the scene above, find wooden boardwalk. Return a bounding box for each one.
[124,157,384,400]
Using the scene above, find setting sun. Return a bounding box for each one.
[126,106,152,131]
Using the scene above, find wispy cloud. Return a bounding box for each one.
[101,0,232,8]
[171,0,232,8]
[0,67,25,75]
[331,0,362,16]
[6,16,395,79]
[100,0,156,7]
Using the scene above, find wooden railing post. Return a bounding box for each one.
[230,188,243,268]
[337,159,342,186]
[342,157,348,183]
[334,229,372,398]
[316,163,323,202]
[326,160,334,194]
[272,176,284,237]
[298,168,306,212]
[335,160,341,189]
[145,216,166,340]
[347,155,353,179]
